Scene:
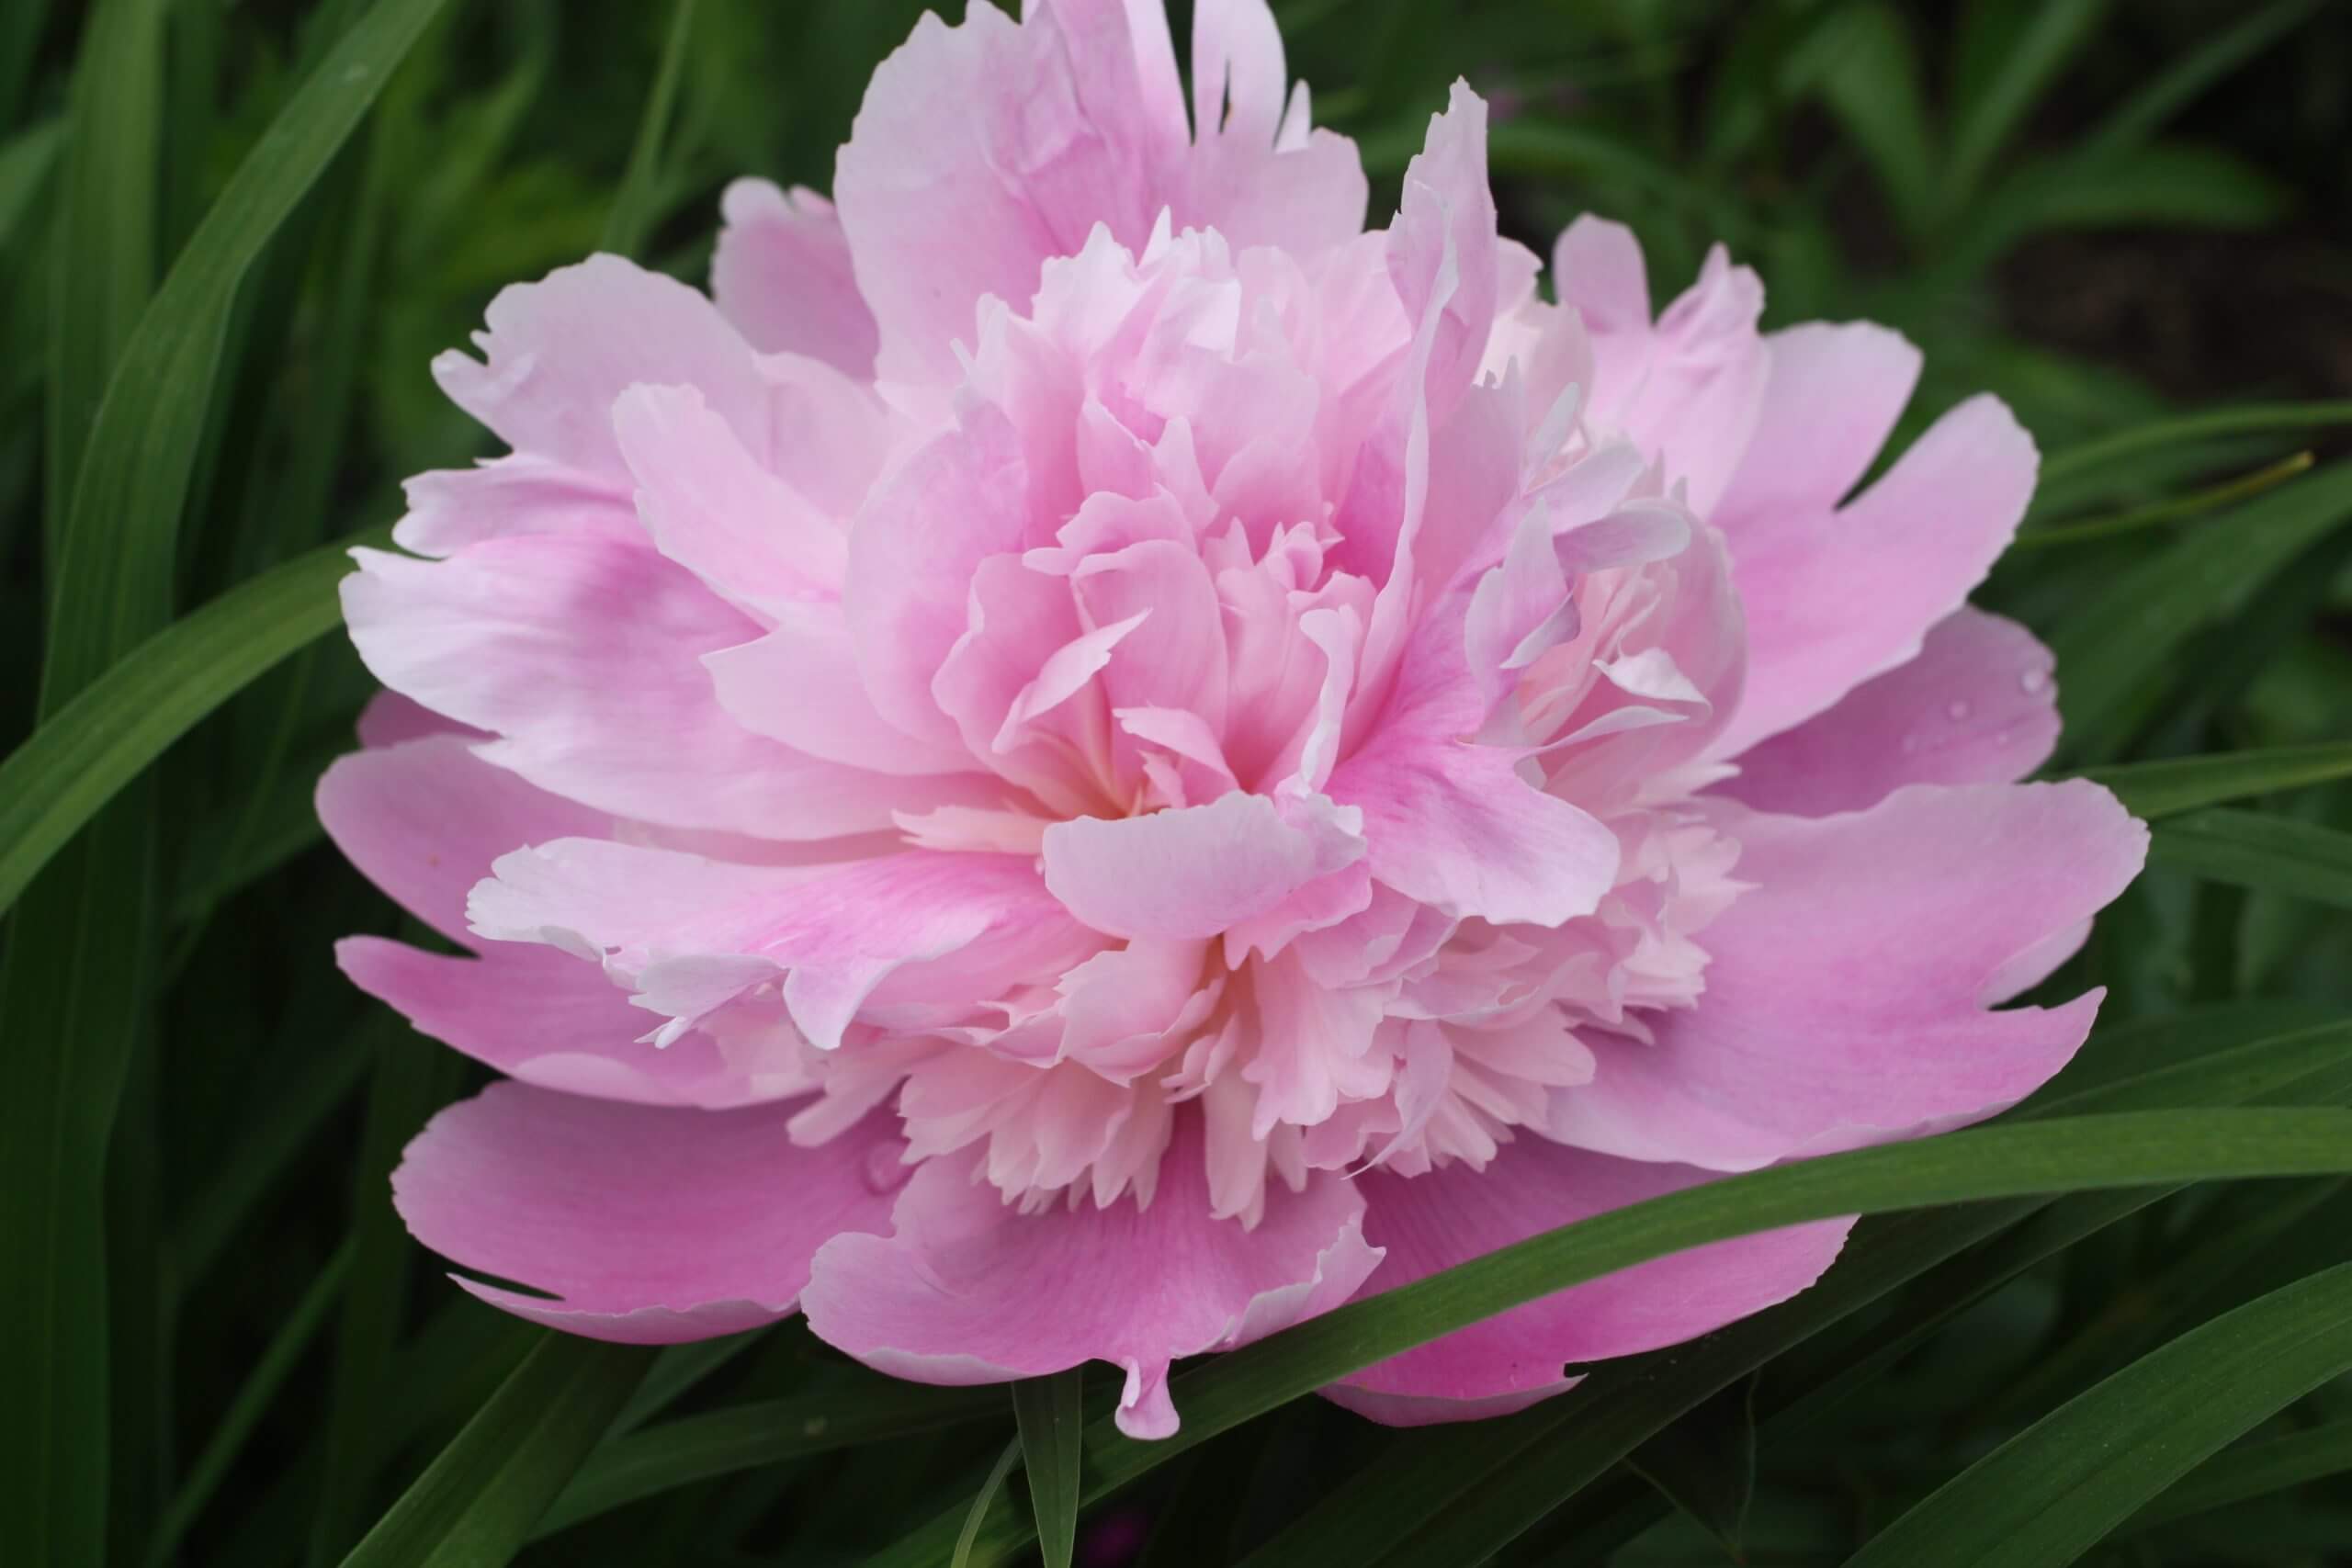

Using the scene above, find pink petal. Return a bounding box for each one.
[1041,790,1365,942]
[354,690,480,750]
[1545,782,2148,1171]
[1718,608,2060,817]
[707,602,983,778]
[1711,395,2039,758]
[1713,321,1921,533]
[316,734,607,942]
[469,841,1085,1052]
[613,383,847,613]
[338,937,760,1107]
[846,407,1040,748]
[430,255,772,482]
[1329,590,1620,927]
[709,179,879,377]
[800,1111,1384,1438]
[392,454,637,559]
[343,535,969,840]
[392,1084,904,1343]
[1386,82,1496,423]
[1329,1139,1852,1423]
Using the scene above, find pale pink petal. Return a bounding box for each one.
[430,255,772,481]
[613,383,846,613]
[1713,321,1922,532]
[1042,790,1365,941]
[469,840,1086,1052]
[392,1084,904,1343]
[1719,608,2060,817]
[343,535,970,839]
[316,734,607,942]
[1329,590,1620,926]
[1386,83,1496,422]
[1328,1139,1852,1423]
[709,179,879,377]
[392,455,637,558]
[1545,782,2147,1171]
[846,407,1039,747]
[800,1111,1383,1437]
[706,602,983,778]
[1710,395,2039,758]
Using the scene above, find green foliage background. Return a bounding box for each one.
[3,1,2351,1564]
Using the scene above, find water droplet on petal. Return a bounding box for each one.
[2019,668,2050,695]
[1945,700,1972,721]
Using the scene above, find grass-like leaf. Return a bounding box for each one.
[533,1382,1009,1539]
[1843,1263,2352,1566]
[2125,1417,2352,1529]
[2149,810,2352,911]
[1015,1372,1086,1568]
[2078,742,2352,819]
[337,1335,650,1568]
[0,522,381,919]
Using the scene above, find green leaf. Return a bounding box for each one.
[338,1335,650,1568]
[872,1107,2352,1568]
[2041,400,2352,486]
[536,1382,1008,1539]
[2013,451,2314,551]
[2009,141,2291,233]
[44,0,164,563]
[2148,811,2352,911]
[1014,1372,1085,1568]
[1623,1381,1757,1556]
[143,1243,355,1568]
[2125,1418,2352,1529]
[2047,459,2352,761]
[1945,0,2108,215]
[0,118,61,248]
[2076,744,2352,820]
[0,522,383,919]
[1841,1264,2352,1567]
[1785,4,1939,240]
[954,1440,1026,1568]
[309,1028,464,1566]
[600,0,701,256]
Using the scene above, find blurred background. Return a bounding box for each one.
[3,1,2349,1564]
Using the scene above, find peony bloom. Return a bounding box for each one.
[321,0,2146,1435]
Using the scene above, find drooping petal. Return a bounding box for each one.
[392,1084,904,1343]
[1718,608,2060,817]
[800,1111,1383,1437]
[1327,1138,1852,1424]
[1545,781,2147,1171]
[1709,395,2039,758]
[709,179,879,377]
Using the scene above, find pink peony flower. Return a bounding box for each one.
[322,0,2146,1436]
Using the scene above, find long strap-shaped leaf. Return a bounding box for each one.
[868,1106,2352,1568]
[2079,742,2352,820]
[2149,809,2352,911]
[336,1336,649,1568]
[1842,1262,2352,1567]
[1014,1372,1086,1568]
[0,524,379,919]
[0,0,450,1560]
